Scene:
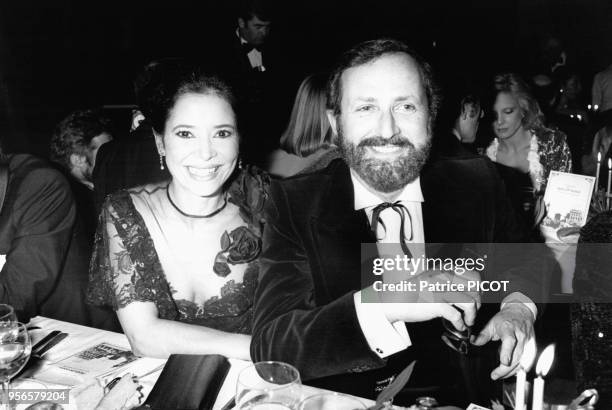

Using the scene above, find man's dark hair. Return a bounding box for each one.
[327,38,441,130]
[50,109,112,170]
[436,78,482,133]
[237,0,272,22]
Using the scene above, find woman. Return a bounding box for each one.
[87,68,268,360]
[485,73,572,230]
[265,73,340,177]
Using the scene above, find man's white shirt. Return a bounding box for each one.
[350,171,536,359]
[236,30,264,71]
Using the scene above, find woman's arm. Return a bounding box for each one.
[95,196,250,360]
[116,302,250,359]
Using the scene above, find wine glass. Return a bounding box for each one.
[0,323,31,409]
[236,361,301,409]
[0,305,16,326]
[298,393,367,410]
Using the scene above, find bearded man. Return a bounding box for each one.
[251,39,550,406]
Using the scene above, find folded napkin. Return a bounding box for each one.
[72,374,141,410]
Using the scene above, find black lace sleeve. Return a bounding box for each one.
[537,128,573,189]
[87,191,176,318]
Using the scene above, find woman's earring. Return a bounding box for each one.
[238,158,243,170]
[159,154,165,170]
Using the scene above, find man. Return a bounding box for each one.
[49,110,120,330]
[236,0,272,73]
[92,59,173,212]
[50,109,112,240]
[251,39,549,405]
[213,0,278,167]
[50,109,113,191]
[433,82,484,158]
[0,152,75,322]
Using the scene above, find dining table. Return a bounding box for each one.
[19,316,412,410]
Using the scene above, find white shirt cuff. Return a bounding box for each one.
[353,291,411,358]
[500,292,537,319]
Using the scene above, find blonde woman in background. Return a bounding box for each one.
[265,73,340,177]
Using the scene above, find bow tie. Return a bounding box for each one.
[242,43,260,54]
[371,201,413,258]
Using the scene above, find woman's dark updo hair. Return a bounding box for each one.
[145,64,237,135]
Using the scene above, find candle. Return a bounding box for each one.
[515,338,536,410]
[595,151,602,190]
[607,158,611,209]
[577,114,583,121]
[588,104,592,110]
[595,104,600,111]
[532,344,555,410]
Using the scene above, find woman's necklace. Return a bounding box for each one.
[166,184,228,218]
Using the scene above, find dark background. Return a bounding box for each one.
[1,0,611,156]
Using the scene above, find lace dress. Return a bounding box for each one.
[87,167,269,334]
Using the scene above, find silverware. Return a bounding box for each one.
[218,397,235,410]
[105,364,166,393]
[31,330,61,354]
[32,332,67,359]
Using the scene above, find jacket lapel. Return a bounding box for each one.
[309,161,375,303]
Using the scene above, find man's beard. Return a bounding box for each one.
[337,124,431,193]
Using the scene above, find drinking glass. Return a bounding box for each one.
[0,323,31,409]
[298,393,367,410]
[236,361,301,410]
[0,305,16,326]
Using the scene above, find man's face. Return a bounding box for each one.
[457,103,483,143]
[84,132,112,179]
[238,15,271,47]
[329,53,431,194]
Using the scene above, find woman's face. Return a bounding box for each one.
[492,92,524,139]
[156,92,239,198]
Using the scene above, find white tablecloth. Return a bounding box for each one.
[22,317,403,410]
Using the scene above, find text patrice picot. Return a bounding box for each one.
[370,254,510,293]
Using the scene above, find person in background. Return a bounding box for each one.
[215,0,278,167]
[583,110,612,185]
[485,73,572,233]
[0,147,75,322]
[88,66,269,359]
[265,73,340,177]
[592,62,612,112]
[92,60,175,212]
[50,109,113,192]
[433,79,484,158]
[49,109,120,330]
[551,73,589,174]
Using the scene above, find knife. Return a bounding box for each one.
[32,332,67,359]
[369,360,417,410]
[31,330,61,355]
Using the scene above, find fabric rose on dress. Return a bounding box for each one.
[213,226,262,277]
[227,226,261,264]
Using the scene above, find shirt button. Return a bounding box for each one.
[376,348,384,354]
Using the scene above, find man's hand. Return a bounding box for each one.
[379,270,481,332]
[472,303,535,380]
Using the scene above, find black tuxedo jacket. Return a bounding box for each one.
[251,157,551,402]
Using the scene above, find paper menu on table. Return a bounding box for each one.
[542,171,595,240]
[32,342,161,387]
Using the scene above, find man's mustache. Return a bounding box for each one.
[357,135,414,148]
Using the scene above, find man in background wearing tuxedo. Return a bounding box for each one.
[217,0,276,167]
[251,38,550,406]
